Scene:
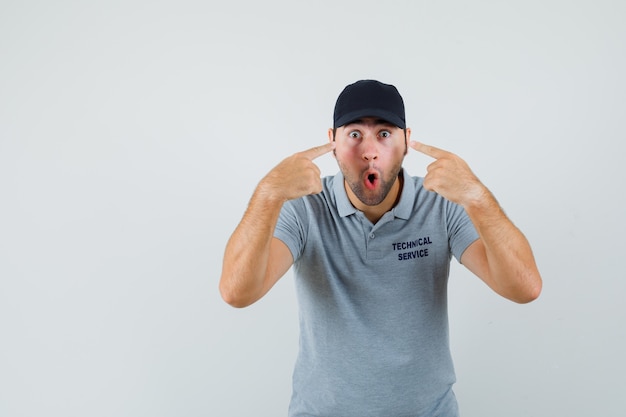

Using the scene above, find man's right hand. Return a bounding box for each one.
[259,142,335,202]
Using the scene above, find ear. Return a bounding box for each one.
[328,128,337,158]
[404,127,412,156]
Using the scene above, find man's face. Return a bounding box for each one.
[329,117,410,207]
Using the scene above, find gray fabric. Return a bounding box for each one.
[274,169,479,417]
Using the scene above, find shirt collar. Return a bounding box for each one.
[392,169,415,220]
[333,170,357,217]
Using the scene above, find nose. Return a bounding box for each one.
[362,138,379,161]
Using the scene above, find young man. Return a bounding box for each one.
[220,80,542,416]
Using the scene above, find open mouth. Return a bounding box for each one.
[364,170,380,190]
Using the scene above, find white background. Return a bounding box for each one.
[1,0,625,416]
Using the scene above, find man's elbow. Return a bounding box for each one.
[512,272,543,304]
[219,277,256,308]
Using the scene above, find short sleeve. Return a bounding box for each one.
[274,198,309,263]
[445,201,479,263]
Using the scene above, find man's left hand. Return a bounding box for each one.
[410,141,488,207]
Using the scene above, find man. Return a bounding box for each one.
[220,80,542,416]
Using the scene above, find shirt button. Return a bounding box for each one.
[369,233,375,239]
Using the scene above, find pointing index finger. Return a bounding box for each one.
[300,142,335,160]
[409,141,451,159]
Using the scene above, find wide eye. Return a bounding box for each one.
[348,131,362,139]
[379,130,391,139]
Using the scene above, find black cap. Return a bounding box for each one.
[333,79,406,129]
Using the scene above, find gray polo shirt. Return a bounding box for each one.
[275,169,479,417]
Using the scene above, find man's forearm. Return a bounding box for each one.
[219,185,284,307]
[464,188,542,302]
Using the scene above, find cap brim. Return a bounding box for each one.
[334,108,406,129]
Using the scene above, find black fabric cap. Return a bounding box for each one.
[333,80,406,129]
